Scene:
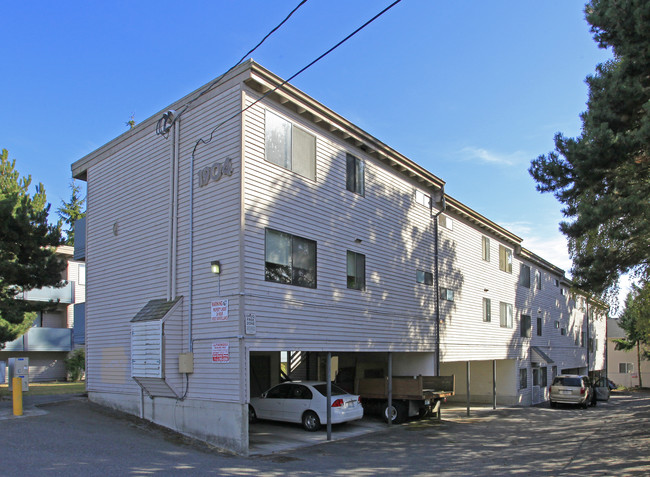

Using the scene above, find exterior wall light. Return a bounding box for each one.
[211,261,221,274]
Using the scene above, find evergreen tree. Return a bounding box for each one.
[529,0,650,295]
[0,148,64,346]
[614,280,650,387]
[57,181,86,246]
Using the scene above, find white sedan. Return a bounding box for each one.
[249,381,364,431]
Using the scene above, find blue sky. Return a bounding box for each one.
[1,0,611,275]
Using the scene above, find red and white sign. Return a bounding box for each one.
[211,299,228,322]
[212,342,230,363]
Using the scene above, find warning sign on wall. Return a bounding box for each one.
[211,299,228,322]
[212,342,230,363]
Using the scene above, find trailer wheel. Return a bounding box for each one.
[384,402,407,424]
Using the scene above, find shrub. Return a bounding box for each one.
[65,348,85,381]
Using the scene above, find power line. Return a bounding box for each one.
[191,0,404,158]
[156,0,309,137]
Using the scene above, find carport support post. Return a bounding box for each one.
[326,352,332,441]
[466,361,471,417]
[388,352,393,427]
[493,360,497,410]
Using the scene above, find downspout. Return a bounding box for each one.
[432,185,446,376]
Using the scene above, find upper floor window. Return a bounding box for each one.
[416,270,433,286]
[78,264,86,286]
[499,245,512,273]
[483,297,491,322]
[482,236,490,262]
[439,215,453,230]
[537,317,543,336]
[519,264,531,288]
[347,250,365,290]
[554,279,560,287]
[440,287,454,301]
[265,228,316,288]
[521,315,532,338]
[346,153,365,195]
[500,302,513,328]
[265,110,316,180]
[415,189,430,208]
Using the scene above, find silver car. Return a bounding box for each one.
[549,375,595,408]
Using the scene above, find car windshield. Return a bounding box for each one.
[312,384,349,396]
[553,377,582,387]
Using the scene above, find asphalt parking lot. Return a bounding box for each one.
[1,391,649,476]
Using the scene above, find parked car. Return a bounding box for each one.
[549,375,596,408]
[249,381,364,431]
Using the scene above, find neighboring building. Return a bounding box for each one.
[1,245,86,382]
[71,61,607,455]
[607,318,650,387]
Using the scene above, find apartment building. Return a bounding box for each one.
[71,61,606,454]
[1,245,85,382]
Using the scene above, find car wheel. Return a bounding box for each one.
[581,400,588,409]
[302,411,321,432]
[549,400,557,408]
[248,405,257,424]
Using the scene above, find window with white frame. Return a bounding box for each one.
[347,250,365,290]
[555,279,560,287]
[78,263,86,286]
[439,215,453,230]
[519,264,531,288]
[415,189,430,208]
[537,316,543,336]
[265,110,316,180]
[535,269,542,290]
[482,236,490,262]
[619,363,634,374]
[346,153,364,196]
[440,287,454,301]
[519,368,528,389]
[265,228,317,288]
[499,245,512,273]
[416,270,433,286]
[483,297,491,322]
[500,302,513,328]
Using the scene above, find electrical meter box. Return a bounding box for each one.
[8,357,29,391]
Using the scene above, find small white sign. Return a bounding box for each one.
[246,314,257,335]
[212,342,230,363]
[211,299,228,322]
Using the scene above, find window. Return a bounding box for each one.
[265,229,317,288]
[581,332,586,348]
[537,317,543,336]
[415,189,430,207]
[78,264,86,286]
[347,250,365,290]
[483,297,491,322]
[482,236,490,262]
[560,287,566,296]
[499,245,512,273]
[500,302,513,328]
[521,315,532,338]
[535,270,542,290]
[589,338,595,352]
[346,153,365,195]
[519,368,528,389]
[265,111,316,180]
[440,287,454,301]
[554,320,560,329]
[519,264,531,288]
[561,327,566,335]
[619,363,634,374]
[439,215,453,230]
[416,270,433,285]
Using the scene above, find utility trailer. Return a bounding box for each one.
[356,375,455,423]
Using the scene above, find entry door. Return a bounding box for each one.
[532,367,542,404]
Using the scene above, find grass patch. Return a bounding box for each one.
[0,381,85,398]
